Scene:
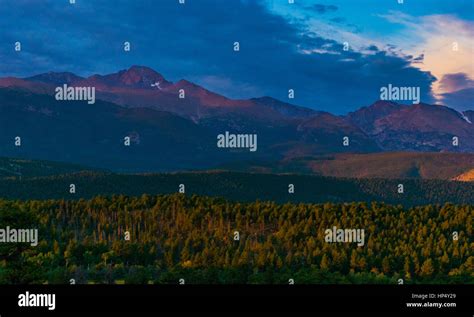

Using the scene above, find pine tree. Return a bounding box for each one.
[420,259,434,277]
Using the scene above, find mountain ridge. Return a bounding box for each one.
[2,65,472,120]
[0,66,473,173]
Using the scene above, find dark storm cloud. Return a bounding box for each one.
[305,4,338,14]
[330,17,346,23]
[366,45,379,52]
[439,73,474,92]
[412,54,424,64]
[439,73,474,111]
[0,0,436,113]
[440,88,474,111]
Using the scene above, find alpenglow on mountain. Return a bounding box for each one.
[0,66,473,172]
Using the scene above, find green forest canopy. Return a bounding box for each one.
[0,194,472,284]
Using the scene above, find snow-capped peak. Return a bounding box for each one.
[151,81,162,90]
[459,110,472,124]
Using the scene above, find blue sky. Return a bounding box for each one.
[0,0,473,113]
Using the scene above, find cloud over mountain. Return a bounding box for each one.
[0,0,443,113]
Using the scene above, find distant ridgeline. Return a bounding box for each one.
[0,171,473,206]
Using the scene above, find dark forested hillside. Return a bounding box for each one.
[0,195,472,284]
[0,157,100,178]
[0,171,473,206]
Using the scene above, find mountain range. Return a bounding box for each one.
[0,65,473,175]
